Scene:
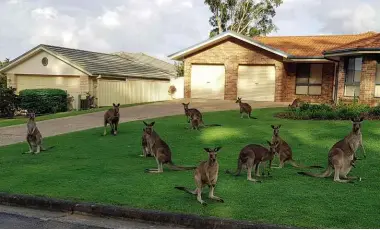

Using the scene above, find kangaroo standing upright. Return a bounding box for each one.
[182,103,202,123]
[103,103,120,136]
[143,121,196,173]
[226,141,278,183]
[271,125,322,169]
[235,97,257,119]
[298,117,366,183]
[175,147,224,206]
[141,128,153,157]
[25,112,53,154]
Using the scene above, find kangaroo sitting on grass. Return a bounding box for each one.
[270,125,323,169]
[235,97,257,119]
[187,113,222,131]
[298,117,366,183]
[288,98,302,109]
[143,121,196,173]
[182,103,202,123]
[175,147,224,206]
[225,141,278,183]
[103,103,120,136]
[24,112,54,154]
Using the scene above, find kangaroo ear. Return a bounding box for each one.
[271,125,275,129]
[117,103,120,107]
[143,121,148,126]
[266,140,272,146]
[278,124,282,129]
[351,117,356,122]
[204,148,211,152]
[214,147,222,152]
[359,116,364,122]
[150,121,155,126]
[182,103,185,106]
[113,103,116,107]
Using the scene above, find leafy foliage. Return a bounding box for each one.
[205,0,283,37]
[0,87,20,118]
[174,61,184,77]
[0,58,10,88]
[19,88,68,115]
[276,102,380,120]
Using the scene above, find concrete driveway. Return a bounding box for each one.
[0,99,288,147]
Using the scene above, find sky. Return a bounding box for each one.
[1,0,380,63]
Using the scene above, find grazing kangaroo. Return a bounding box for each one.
[175,147,224,206]
[143,121,196,173]
[235,97,257,119]
[288,98,302,109]
[271,125,323,169]
[141,128,153,157]
[182,103,202,123]
[188,113,222,131]
[103,103,120,136]
[298,117,366,183]
[25,112,54,154]
[225,141,278,183]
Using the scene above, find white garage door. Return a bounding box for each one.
[237,65,276,101]
[191,64,225,99]
[16,75,81,109]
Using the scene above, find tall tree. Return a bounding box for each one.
[205,0,283,37]
[0,58,10,88]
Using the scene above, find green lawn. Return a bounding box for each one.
[0,102,153,128]
[0,108,379,228]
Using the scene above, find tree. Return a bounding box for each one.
[174,61,184,77]
[205,0,283,37]
[0,58,10,88]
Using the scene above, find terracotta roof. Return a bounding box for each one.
[324,33,380,54]
[253,32,377,57]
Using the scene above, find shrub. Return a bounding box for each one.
[0,87,20,118]
[19,88,68,115]
[168,85,177,99]
[369,106,380,117]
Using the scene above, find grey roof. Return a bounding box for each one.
[1,44,174,80]
[42,45,174,80]
[115,52,176,76]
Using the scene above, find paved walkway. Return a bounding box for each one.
[0,99,289,147]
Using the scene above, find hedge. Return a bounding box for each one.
[19,88,68,115]
[275,102,380,120]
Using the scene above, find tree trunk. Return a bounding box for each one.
[217,16,223,34]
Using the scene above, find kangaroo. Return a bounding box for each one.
[298,117,366,183]
[188,113,221,131]
[143,121,196,173]
[235,97,257,119]
[271,125,323,169]
[225,141,278,183]
[141,128,153,157]
[288,98,302,109]
[175,147,224,206]
[24,112,54,154]
[182,103,202,123]
[103,103,120,136]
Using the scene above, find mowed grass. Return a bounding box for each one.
[0,108,379,228]
[0,102,154,128]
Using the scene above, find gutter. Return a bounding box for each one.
[323,48,380,56]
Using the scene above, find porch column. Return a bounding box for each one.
[336,58,346,100]
[224,60,238,100]
[80,75,90,96]
[360,56,377,105]
[184,60,191,98]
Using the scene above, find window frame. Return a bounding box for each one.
[375,61,380,98]
[295,63,323,96]
[344,57,362,97]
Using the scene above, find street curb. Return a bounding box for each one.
[0,192,294,229]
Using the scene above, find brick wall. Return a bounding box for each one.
[337,56,380,106]
[282,63,335,103]
[184,38,285,101]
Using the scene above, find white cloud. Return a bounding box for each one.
[98,10,121,28]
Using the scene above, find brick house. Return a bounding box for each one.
[168,31,380,106]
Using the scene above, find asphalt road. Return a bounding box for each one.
[0,205,180,229]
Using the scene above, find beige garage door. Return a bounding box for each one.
[191,64,225,99]
[16,75,81,109]
[237,65,276,101]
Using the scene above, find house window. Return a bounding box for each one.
[344,57,362,97]
[375,62,380,97]
[295,64,322,95]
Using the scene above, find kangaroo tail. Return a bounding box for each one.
[204,124,222,127]
[225,159,242,176]
[174,186,196,195]
[41,146,55,151]
[167,162,197,171]
[248,113,258,119]
[289,160,323,169]
[298,166,332,178]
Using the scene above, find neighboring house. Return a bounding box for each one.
[168,30,380,106]
[0,44,176,109]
